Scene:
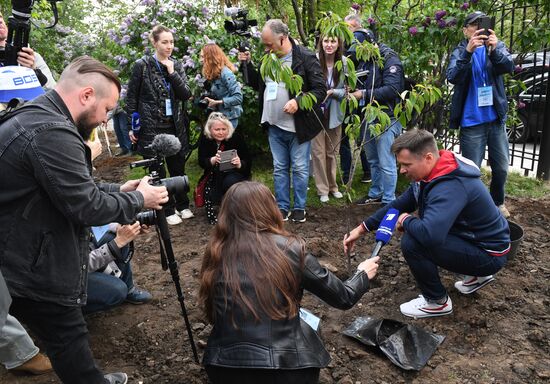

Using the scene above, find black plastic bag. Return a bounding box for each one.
[343,316,445,370]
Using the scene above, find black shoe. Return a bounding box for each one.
[104,373,128,384]
[355,196,382,206]
[291,209,306,223]
[361,172,372,183]
[280,209,290,222]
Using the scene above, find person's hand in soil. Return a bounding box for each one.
[357,256,380,280]
[137,176,169,210]
[114,222,141,248]
[120,179,141,192]
[343,224,367,254]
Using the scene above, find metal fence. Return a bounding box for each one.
[438,2,550,179]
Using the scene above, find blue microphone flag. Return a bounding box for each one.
[131,112,141,135]
[375,208,399,245]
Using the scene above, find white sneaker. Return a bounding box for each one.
[498,204,510,218]
[454,275,494,295]
[319,195,329,203]
[166,213,183,225]
[331,191,343,199]
[178,209,194,219]
[400,295,453,319]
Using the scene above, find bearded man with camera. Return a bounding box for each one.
[447,11,514,218]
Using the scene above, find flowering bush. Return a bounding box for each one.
[104,0,267,153]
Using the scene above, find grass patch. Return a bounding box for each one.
[481,168,550,199]
[122,150,548,207]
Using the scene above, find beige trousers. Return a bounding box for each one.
[311,126,342,196]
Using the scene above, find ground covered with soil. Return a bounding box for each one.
[2,154,549,384]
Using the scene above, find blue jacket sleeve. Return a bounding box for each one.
[447,44,473,85]
[401,180,468,247]
[220,69,243,108]
[489,41,514,76]
[364,55,404,104]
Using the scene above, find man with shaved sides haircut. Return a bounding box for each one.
[0,56,169,384]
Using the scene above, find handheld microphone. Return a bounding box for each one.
[370,208,399,258]
[147,134,181,158]
[131,112,140,151]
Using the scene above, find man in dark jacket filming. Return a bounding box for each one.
[447,11,514,218]
[237,19,327,223]
[344,129,510,319]
[0,56,169,384]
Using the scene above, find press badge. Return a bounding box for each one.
[477,86,493,107]
[165,99,173,116]
[266,82,278,101]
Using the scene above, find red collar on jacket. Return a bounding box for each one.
[422,150,458,182]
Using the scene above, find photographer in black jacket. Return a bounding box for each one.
[238,19,326,223]
[0,56,168,384]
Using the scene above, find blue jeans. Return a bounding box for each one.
[0,315,39,369]
[365,119,402,204]
[268,125,311,211]
[113,110,132,152]
[401,233,507,301]
[83,262,133,314]
[460,120,509,206]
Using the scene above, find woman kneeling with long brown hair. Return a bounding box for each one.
[199,181,379,384]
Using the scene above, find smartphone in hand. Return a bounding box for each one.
[478,16,495,36]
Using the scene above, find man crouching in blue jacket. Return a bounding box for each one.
[344,129,510,318]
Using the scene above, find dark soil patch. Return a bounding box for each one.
[2,152,549,384]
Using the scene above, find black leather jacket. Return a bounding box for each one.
[125,55,192,157]
[242,38,327,144]
[0,91,144,306]
[203,234,370,369]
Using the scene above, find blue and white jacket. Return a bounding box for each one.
[210,66,243,128]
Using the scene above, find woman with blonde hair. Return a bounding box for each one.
[199,43,243,128]
[197,112,251,224]
[199,181,379,383]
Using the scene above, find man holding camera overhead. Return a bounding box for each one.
[447,11,514,218]
[0,56,168,384]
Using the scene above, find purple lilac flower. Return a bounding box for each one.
[435,10,447,20]
[351,3,361,11]
[228,48,238,57]
[514,65,523,74]
[140,0,155,5]
[120,35,131,45]
[447,18,458,27]
[471,0,478,3]
[437,19,447,28]
[140,32,149,40]
[184,36,190,42]
[518,101,526,109]
[140,16,149,24]
[460,3,469,10]
[367,17,376,26]
[422,16,431,27]
[408,26,418,36]
[173,47,180,52]
[202,7,209,17]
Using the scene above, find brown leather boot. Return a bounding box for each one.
[9,352,53,375]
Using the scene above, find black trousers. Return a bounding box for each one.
[205,365,320,384]
[9,298,108,384]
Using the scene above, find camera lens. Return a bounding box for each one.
[136,210,156,226]
[161,175,189,197]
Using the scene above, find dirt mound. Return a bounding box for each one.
[2,156,549,384]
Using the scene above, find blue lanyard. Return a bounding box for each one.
[472,47,488,87]
[153,55,171,93]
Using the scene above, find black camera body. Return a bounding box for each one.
[224,7,257,37]
[130,156,189,200]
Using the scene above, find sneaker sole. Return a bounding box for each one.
[455,277,495,295]
[402,309,453,319]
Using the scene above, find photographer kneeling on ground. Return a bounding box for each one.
[83,222,152,314]
[200,181,379,384]
[197,112,251,224]
[344,129,510,319]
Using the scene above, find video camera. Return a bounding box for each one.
[0,0,62,66]
[223,7,257,37]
